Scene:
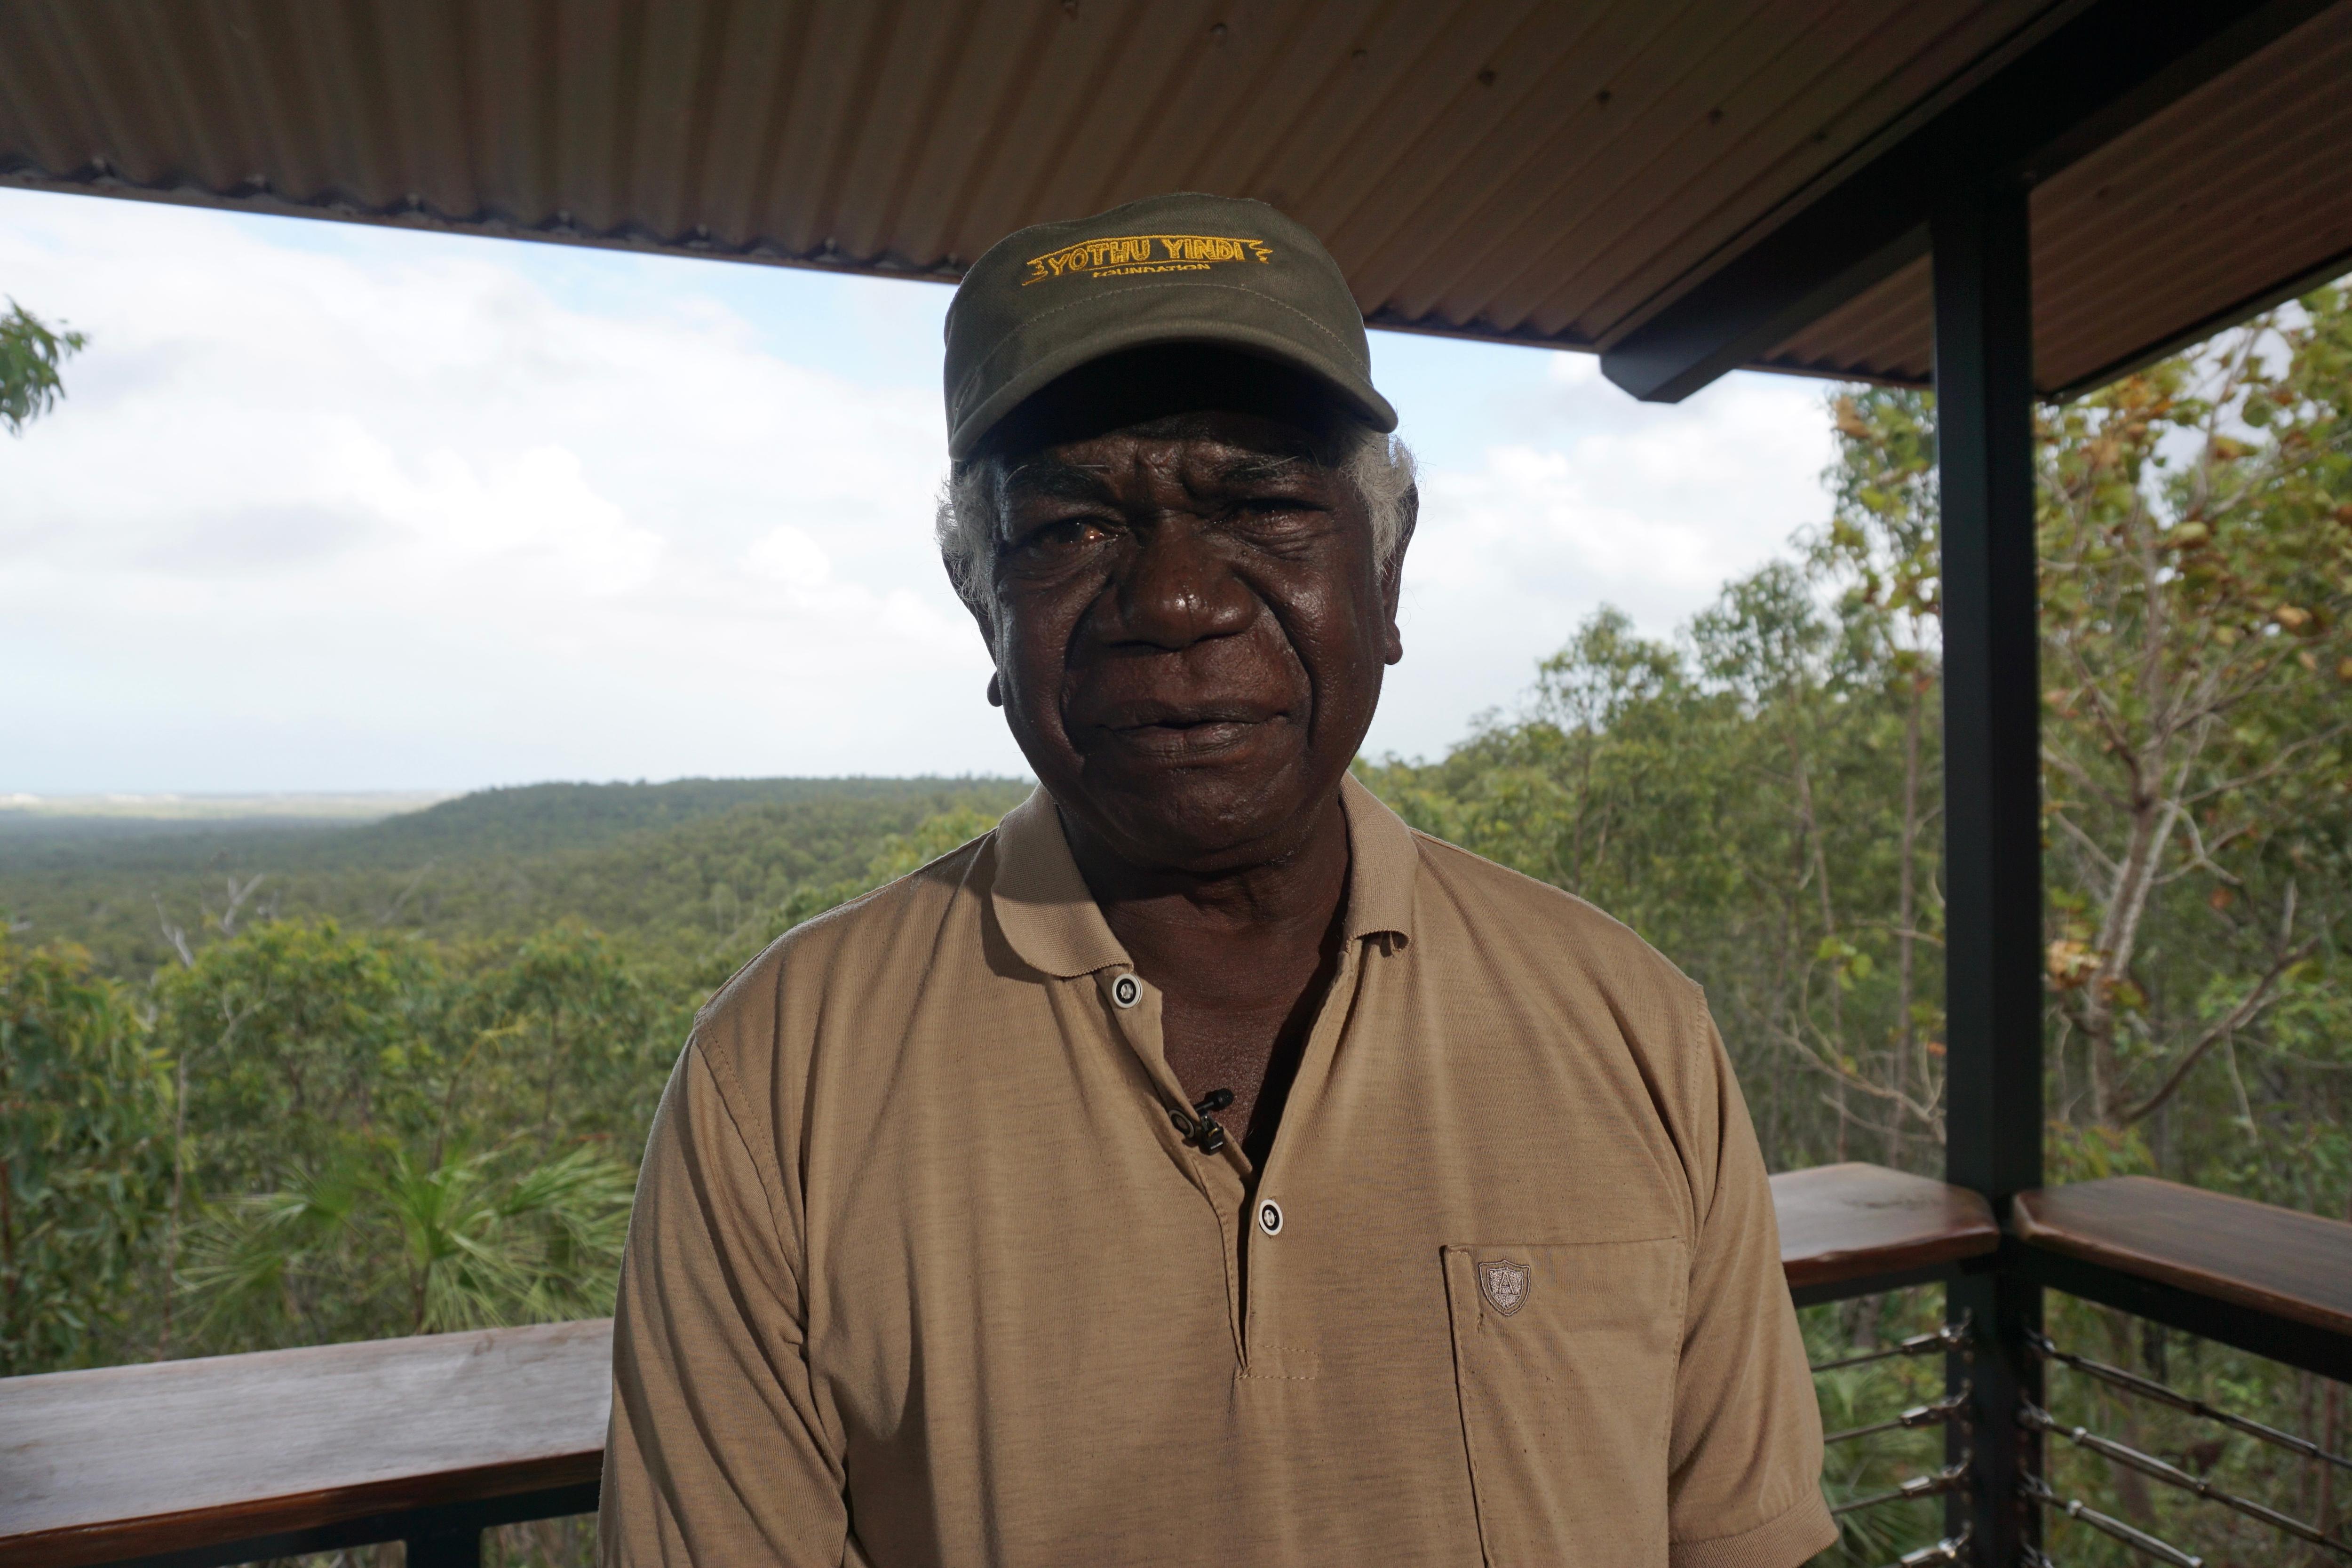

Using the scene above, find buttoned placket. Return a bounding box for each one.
[1094,937,1372,1378]
[1095,965,1249,1362]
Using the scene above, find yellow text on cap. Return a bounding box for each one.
[1022,233,1273,286]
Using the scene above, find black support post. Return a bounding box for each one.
[1933,175,2045,1567]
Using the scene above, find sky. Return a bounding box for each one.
[1,188,1838,793]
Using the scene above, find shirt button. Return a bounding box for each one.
[1110,972,1142,1009]
[1257,1198,1284,1236]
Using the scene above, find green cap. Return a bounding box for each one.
[943,192,1397,460]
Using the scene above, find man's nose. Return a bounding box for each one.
[1106,515,1255,650]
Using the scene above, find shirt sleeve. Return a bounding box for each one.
[600,1038,849,1566]
[1666,1003,1840,1568]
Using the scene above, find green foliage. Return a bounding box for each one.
[0,774,1033,976]
[1,782,1016,1374]
[185,1140,632,1342]
[2034,290,2352,1199]
[864,806,1004,882]
[0,297,85,435]
[155,918,407,1195]
[0,936,172,1374]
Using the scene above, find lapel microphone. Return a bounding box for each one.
[1169,1089,1233,1154]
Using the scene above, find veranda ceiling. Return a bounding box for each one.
[2,0,2345,398]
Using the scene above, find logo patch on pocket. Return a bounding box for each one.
[1478,1258,1530,1317]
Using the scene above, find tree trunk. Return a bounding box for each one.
[1789,732,1850,1160]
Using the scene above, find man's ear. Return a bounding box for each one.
[1381,483,1417,665]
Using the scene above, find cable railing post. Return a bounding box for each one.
[1933,163,2045,1567]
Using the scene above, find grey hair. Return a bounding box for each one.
[934,424,1418,620]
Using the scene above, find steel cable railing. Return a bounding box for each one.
[2028,1328,2352,1473]
[1812,1319,1973,1375]
[1831,1459,1973,1517]
[1812,1310,1975,1561]
[1824,1385,1971,1447]
[2020,1473,2205,1567]
[1867,1523,1971,1567]
[2024,1328,2352,1564]
[2021,1400,2352,1558]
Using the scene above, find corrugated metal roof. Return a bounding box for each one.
[1761,0,2352,394]
[0,1,2053,330]
[1,0,2344,395]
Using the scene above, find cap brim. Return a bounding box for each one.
[948,286,1397,460]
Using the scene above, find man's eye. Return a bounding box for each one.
[1016,518,1112,556]
[1229,495,1327,533]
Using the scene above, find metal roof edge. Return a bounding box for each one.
[2043,243,2352,402]
[0,159,966,286]
[1590,0,2103,358]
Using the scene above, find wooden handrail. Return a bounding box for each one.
[1774,1161,1999,1300]
[2015,1176,2352,1340]
[0,1318,608,1568]
[0,1163,2042,1567]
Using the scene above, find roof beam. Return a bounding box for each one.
[1598,0,2336,404]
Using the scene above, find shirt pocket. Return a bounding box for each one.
[1442,1239,1689,1568]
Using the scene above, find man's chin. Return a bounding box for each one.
[1060,762,1332,876]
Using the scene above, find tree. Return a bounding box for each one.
[497,923,651,1148]
[0,299,87,434]
[0,936,172,1374]
[150,921,409,1353]
[2033,293,2352,1168]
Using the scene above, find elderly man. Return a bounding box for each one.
[602,193,1835,1568]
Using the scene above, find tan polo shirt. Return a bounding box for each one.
[602,777,1835,1568]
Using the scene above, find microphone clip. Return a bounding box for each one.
[1169,1089,1234,1154]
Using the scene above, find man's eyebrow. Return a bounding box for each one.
[998,458,1114,501]
[994,443,1325,503]
[1208,447,1332,487]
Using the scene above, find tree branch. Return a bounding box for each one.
[2115,939,2317,1126]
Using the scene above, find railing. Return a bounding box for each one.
[0,1320,605,1568]
[1,1165,2344,1568]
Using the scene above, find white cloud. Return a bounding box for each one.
[2,190,1841,789]
[2,192,1011,789]
[745,524,834,590]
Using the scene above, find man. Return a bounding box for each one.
[602,193,1835,1568]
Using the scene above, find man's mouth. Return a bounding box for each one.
[1085,700,1287,760]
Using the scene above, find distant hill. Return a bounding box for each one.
[0,776,1032,975]
[338,776,1009,862]
[0,790,450,823]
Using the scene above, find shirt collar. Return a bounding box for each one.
[987,774,1418,980]
[1337,772,1418,946]
[988,787,1130,979]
